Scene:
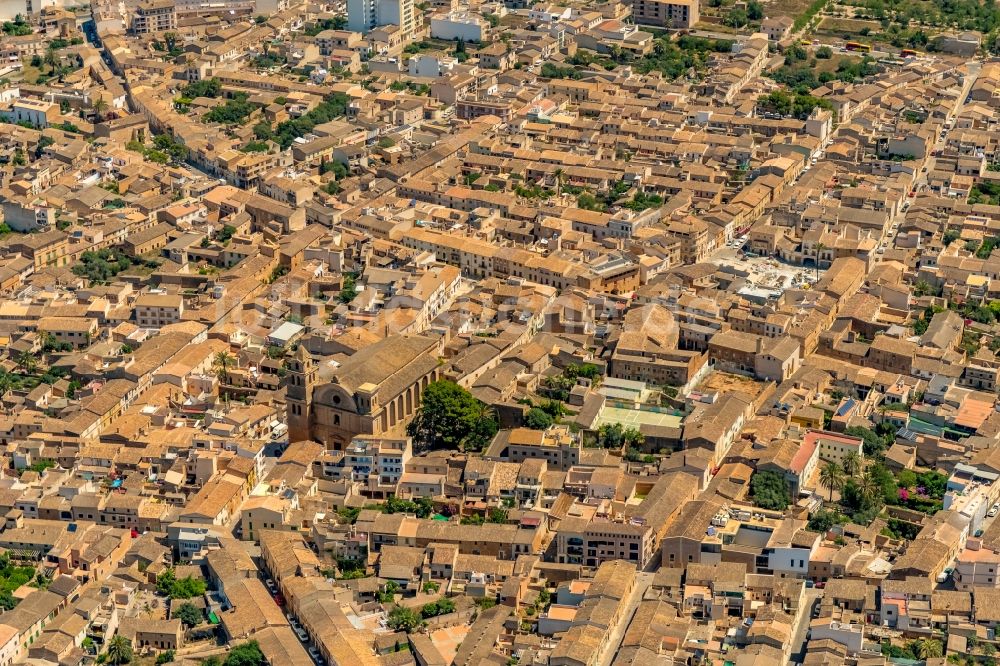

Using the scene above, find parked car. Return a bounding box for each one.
[294,627,309,642]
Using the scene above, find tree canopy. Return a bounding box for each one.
[106,636,133,665]
[174,601,203,627]
[254,93,349,149]
[421,598,455,618]
[225,641,266,666]
[750,470,791,511]
[408,380,498,451]
[387,605,422,632]
[524,407,554,430]
[156,568,207,599]
[597,423,643,449]
[182,78,222,98]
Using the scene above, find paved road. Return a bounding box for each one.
[595,571,655,666]
[911,60,981,197]
[789,588,824,663]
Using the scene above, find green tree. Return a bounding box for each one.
[321,160,349,180]
[2,15,32,36]
[784,44,808,64]
[106,635,133,665]
[725,7,748,27]
[912,638,943,659]
[819,462,845,501]
[214,351,235,384]
[816,45,834,58]
[383,495,433,518]
[377,580,401,603]
[387,605,422,632]
[224,641,265,666]
[408,380,498,451]
[842,451,862,477]
[204,92,255,125]
[156,568,206,599]
[746,0,763,19]
[807,508,848,532]
[845,425,887,457]
[182,78,223,99]
[93,97,108,121]
[16,350,36,375]
[174,602,203,627]
[339,272,358,303]
[524,407,553,430]
[750,470,791,510]
[596,423,643,449]
[43,47,58,76]
[156,650,175,665]
[421,597,455,617]
[859,466,886,509]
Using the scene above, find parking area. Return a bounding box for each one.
[263,576,324,666]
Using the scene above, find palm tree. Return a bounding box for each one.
[16,350,36,376]
[106,635,133,665]
[213,351,234,384]
[814,242,825,280]
[43,46,58,76]
[859,467,884,509]
[93,97,108,122]
[819,462,845,501]
[842,451,862,478]
[553,168,564,198]
[911,638,943,659]
[623,426,644,449]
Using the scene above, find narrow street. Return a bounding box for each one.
[595,571,655,666]
[789,588,824,664]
